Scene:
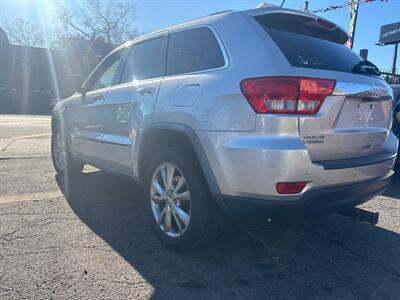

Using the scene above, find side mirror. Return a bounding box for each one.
[79,85,87,95]
[66,74,83,96]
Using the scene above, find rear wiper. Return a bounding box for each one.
[352,60,381,76]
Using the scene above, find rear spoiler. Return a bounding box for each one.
[246,8,349,45]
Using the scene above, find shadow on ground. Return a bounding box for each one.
[383,171,400,199]
[56,172,400,299]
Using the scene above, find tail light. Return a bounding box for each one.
[240,77,336,114]
[316,18,336,30]
[276,182,307,194]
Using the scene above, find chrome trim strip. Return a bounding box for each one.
[333,81,393,101]
[71,130,103,143]
[71,131,131,146]
[102,134,131,147]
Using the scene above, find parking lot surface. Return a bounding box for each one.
[1,115,400,299]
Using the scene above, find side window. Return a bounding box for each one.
[120,36,167,84]
[166,27,225,76]
[86,50,122,91]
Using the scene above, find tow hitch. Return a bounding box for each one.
[338,207,379,225]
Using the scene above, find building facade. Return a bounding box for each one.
[0,27,114,115]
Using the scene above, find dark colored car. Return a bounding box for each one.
[391,84,400,103]
[393,94,400,166]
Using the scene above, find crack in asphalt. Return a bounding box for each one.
[0,229,21,240]
[239,226,270,248]
[0,140,16,152]
[1,246,133,258]
[0,192,63,205]
[0,212,49,216]
[0,133,50,154]
[0,286,23,297]
[0,190,124,205]
[0,155,51,160]
[0,234,40,243]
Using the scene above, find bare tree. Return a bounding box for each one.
[44,28,64,50]
[56,0,138,45]
[4,18,44,47]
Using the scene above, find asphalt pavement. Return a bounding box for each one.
[1,115,400,299]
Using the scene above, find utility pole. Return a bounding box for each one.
[392,43,398,74]
[303,0,309,12]
[348,0,360,49]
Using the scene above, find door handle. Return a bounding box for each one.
[137,87,155,95]
[93,94,104,101]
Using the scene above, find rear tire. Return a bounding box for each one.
[51,123,83,177]
[144,147,224,251]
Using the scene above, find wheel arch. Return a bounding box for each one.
[51,113,59,131]
[51,109,75,154]
[51,108,65,132]
[138,123,221,198]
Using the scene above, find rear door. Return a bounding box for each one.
[101,34,167,173]
[257,14,394,162]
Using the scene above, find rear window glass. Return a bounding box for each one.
[166,28,225,76]
[120,36,166,83]
[258,22,363,73]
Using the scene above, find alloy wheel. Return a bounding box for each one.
[150,162,192,237]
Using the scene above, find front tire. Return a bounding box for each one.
[144,147,224,251]
[51,124,83,176]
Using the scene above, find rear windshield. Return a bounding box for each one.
[257,20,363,74]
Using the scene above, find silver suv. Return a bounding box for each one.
[51,6,398,250]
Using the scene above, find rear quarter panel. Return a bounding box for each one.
[153,12,297,132]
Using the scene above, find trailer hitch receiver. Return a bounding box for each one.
[338,207,379,225]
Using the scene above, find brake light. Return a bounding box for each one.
[317,18,336,30]
[276,182,307,194]
[240,77,335,114]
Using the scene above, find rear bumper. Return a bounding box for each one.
[219,172,393,222]
[198,131,398,198]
